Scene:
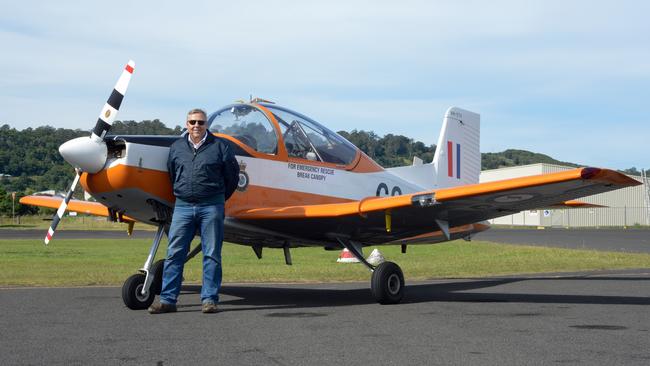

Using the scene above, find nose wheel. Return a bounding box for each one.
[335,238,405,304]
[122,273,155,310]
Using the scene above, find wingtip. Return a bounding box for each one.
[580,167,642,186]
[580,167,601,179]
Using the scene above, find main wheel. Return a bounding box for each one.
[122,273,155,310]
[370,261,405,304]
[150,259,165,295]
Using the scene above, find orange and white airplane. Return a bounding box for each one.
[20,61,640,309]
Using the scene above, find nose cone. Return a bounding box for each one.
[59,137,108,173]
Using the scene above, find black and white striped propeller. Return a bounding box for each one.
[45,60,135,245]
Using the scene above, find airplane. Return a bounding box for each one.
[20,61,641,309]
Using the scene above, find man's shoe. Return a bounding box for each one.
[148,302,177,314]
[202,302,219,314]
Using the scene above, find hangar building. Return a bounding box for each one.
[479,164,649,228]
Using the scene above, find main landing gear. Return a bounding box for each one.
[336,238,405,304]
[121,224,203,310]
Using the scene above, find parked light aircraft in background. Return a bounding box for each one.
[20,61,640,309]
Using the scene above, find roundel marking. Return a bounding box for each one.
[237,171,249,192]
[492,193,536,203]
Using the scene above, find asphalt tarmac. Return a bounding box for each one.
[2,270,650,365]
[2,228,649,365]
[474,228,650,253]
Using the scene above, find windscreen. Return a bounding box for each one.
[263,104,357,165]
[208,105,278,154]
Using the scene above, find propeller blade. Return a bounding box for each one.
[44,172,81,245]
[58,60,136,173]
[91,60,135,142]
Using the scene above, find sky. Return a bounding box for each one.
[1,0,648,170]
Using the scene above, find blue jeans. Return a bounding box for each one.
[160,203,224,305]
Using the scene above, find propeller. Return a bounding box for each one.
[58,60,135,173]
[44,60,135,245]
[45,172,80,245]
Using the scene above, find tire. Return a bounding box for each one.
[370,261,405,304]
[150,259,165,295]
[122,273,155,310]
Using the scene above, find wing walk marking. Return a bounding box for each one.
[231,168,639,220]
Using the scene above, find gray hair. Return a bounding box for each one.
[186,108,207,120]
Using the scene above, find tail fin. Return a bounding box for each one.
[432,107,480,188]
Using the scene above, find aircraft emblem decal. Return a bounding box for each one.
[237,160,249,192]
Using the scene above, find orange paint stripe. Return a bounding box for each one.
[19,195,135,222]
[227,184,352,213]
[350,151,384,173]
[233,193,412,219]
[81,165,175,203]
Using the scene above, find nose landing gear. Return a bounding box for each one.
[336,238,405,304]
[121,223,205,310]
[121,224,166,310]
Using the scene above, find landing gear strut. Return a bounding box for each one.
[336,238,405,304]
[122,224,166,310]
[122,223,205,310]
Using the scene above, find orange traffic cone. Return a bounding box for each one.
[337,248,360,263]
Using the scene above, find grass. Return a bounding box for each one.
[0,216,155,231]
[1,238,649,287]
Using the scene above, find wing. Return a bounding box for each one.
[229,168,639,245]
[545,200,605,209]
[19,195,136,222]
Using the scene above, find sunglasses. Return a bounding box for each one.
[187,120,206,126]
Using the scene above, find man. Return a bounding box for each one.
[149,108,239,314]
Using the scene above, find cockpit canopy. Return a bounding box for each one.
[208,103,358,166]
[209,104,278,154]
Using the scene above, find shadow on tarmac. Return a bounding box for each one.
[176,276,650,312]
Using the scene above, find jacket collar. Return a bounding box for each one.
[185,132,216,152]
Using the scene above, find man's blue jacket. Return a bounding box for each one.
[167,133,240,205]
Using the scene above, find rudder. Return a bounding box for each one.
[432,107,480,188]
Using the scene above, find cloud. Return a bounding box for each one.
[0,0,648,169]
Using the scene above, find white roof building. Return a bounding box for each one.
[480,163,649,227]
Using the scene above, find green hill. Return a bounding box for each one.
[481,149,581,170]
[0,122,642,216]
